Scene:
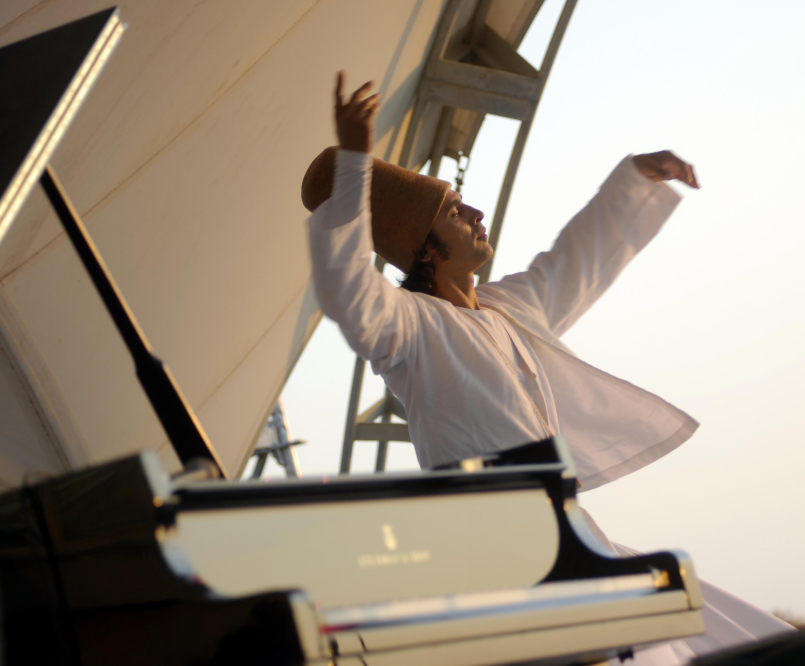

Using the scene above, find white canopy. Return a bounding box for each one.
[0,0,543,486]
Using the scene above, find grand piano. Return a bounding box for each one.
[1,440,706,665]
[0,8,709,666]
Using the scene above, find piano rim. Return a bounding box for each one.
[168,463,574,512]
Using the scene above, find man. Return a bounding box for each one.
[302,73,796,664]
[303,73,699,490]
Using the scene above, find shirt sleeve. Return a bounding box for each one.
[481,155,682,338]
[307,149,418,371]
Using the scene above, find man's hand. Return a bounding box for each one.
[633,151,700,189]
[334,71,381,153]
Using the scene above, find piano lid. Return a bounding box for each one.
[0,0,544,487]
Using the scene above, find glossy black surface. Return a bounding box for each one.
[0,456,304,665]
[174,465,560,512]
[432,437,563,469]
[0,9,116,197]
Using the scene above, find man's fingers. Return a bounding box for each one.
[349,81,374,105]
[634,151,699,189]
[663,152,699,189]
[334,71,344,110]
[361,101,382,121]
[357,93,382,114]
[660,154,700,189]
[367,97,383,118]
[670,160,699,189]
[643,159,668,182]
[662,160,684,182]
[686,163,700,189]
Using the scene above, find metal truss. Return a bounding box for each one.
[339,0,578,474]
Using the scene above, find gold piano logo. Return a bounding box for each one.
[357,524,431,569]
[382,524,397,551]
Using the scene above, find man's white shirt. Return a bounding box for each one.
[307,149,698,490]
[460,307,560,440]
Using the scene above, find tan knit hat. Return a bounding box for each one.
[301,146,451,272]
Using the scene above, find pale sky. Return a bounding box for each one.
[278,0,805,618]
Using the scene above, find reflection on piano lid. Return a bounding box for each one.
[320,573,668,631]
[293,572,702,665]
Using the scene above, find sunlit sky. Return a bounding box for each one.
[278,0,805,617]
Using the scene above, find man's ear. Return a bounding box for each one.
[420,248,434,263]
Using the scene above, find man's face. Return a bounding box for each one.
[428,190,491,273]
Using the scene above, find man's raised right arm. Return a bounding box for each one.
[306,74,417,371]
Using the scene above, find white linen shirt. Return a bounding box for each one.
[307,150,698,490]
[458,307,560,440]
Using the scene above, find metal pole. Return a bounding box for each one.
[272,399,301,478]
[538,0,578,77]
[374,388,393,472]
[339,355,366,474]
[40,166,226,478]
[250,451,269,480]
[374,434,389,472]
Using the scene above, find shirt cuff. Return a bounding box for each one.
[336,148,372,171]
[312,149,372,231]
[615,154,682,206]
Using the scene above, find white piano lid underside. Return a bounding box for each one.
[0,0,541,486]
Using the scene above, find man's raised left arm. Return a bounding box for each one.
[481,151,698,338]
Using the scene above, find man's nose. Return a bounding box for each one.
[463,206,483,223]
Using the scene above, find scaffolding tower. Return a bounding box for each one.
[339,0,577,474]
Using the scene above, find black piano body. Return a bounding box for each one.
[0,437,704,665]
